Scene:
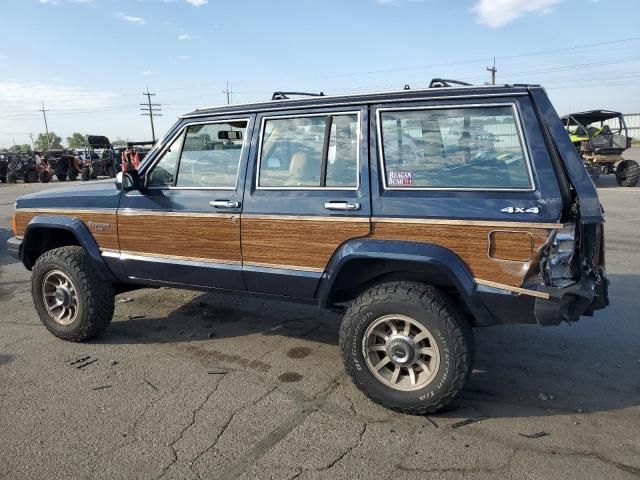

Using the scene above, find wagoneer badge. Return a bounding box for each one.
[87,220,112,232]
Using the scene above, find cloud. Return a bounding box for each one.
[0,81,116,112]
[177,33,191,40]
[185,0,208,6]
[39,0,59,4]
[472,0,563,28]
[117,12,147,25]
[141,70,152,76]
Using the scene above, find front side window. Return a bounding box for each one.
[146,120,247,189]
[176,121,247,188]
[258,113,359,188]
[379,106,532,190]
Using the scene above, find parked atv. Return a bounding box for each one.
[47,150,80,182]
[6,152,49,183]
[562,110,639,187]
[0,153,7,183]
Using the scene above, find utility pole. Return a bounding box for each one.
[486,57,497,85]
[38,101,51,149]
[222,81,233,104]
[140,88,162,143]
[29,133,35,150]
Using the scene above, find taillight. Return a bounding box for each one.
[544,223,577,288]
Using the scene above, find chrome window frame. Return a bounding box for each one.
[376,103,536,192]
[255,111,362,191]
[145,117,252,191]
[185,91,529,118]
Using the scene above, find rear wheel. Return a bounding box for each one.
[32,246,114,341]
[56,174,67,182]
[339,281,474,414]
[80,166,90,181]
[7,172,17,183]
[26,170,38,183]
[40,170,50,183]
[616,159,640,187]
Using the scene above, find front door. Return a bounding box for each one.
[241,107,371,298]
[115,115,254,290]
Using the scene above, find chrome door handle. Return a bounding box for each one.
[209,200,240,209]
[324,201,361,211]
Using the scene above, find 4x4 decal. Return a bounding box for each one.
[500,206,540,214]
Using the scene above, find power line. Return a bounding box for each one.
[222,81,233,104]
[37,101,51,149]
[140,88,162,143]
[486,57,497,85]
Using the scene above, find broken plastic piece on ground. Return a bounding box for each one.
[450,415,488,429]
[519,431,550,439]
[68,355,97,369]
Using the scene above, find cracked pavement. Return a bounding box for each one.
[1,155,639,480]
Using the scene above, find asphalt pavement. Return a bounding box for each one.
[0,154,639,479]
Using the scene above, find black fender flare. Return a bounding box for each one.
[21,215,116,281]
[317,239,490,321]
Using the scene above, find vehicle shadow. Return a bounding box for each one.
[93,273,639,418]
[0,227,16,266]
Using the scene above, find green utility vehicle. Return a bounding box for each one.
[561,110,638,186]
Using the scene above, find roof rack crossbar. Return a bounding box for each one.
[428,78,473,88]
[272,91,325,101]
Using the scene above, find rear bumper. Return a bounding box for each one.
[7,236,22,261]
[474,275,609,327]
[534,275,609,326]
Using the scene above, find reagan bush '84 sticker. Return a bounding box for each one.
[388,171,412,186]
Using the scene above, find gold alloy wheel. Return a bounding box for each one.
[362,314,440,391]
[42,270,79,325]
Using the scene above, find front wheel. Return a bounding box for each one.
[616,159,640,187]
[7,172,17,183]
[32,246,114,341]
[339,282,474,414]
[80,166,90,181]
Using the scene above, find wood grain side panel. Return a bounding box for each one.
[242,217,370,270]
[14,210,119,250]
[488,231,534,262]
[371,222,551,287]
[117,214,241,262]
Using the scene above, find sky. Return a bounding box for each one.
[0,0,639,148]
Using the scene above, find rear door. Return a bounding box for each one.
[370,97,564,292]
[241,106,371,298]
[115,115,253,290]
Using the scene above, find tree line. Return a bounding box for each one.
[0,132,128,152]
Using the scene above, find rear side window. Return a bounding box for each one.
[379,106,533,190]
[258,113,359,188]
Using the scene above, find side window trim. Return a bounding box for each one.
[375,102,536,192]
[145,117,252,191]
[255,110,362,191]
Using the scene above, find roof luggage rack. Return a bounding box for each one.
[272,91,325,101]
[428,78,472,88]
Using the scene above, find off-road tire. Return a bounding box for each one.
[80,166,90,181]
[26,170,38,183]
[0,176,6,183]
[40,170,50,183]
[7,171,17,183]
[32,246,114,341]
[616,159,640,187]
[56,174,67,182]
[339,281,474,414]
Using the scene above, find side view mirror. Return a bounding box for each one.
[115,169,142,191]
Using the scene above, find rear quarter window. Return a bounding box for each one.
[378,105,533,190]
